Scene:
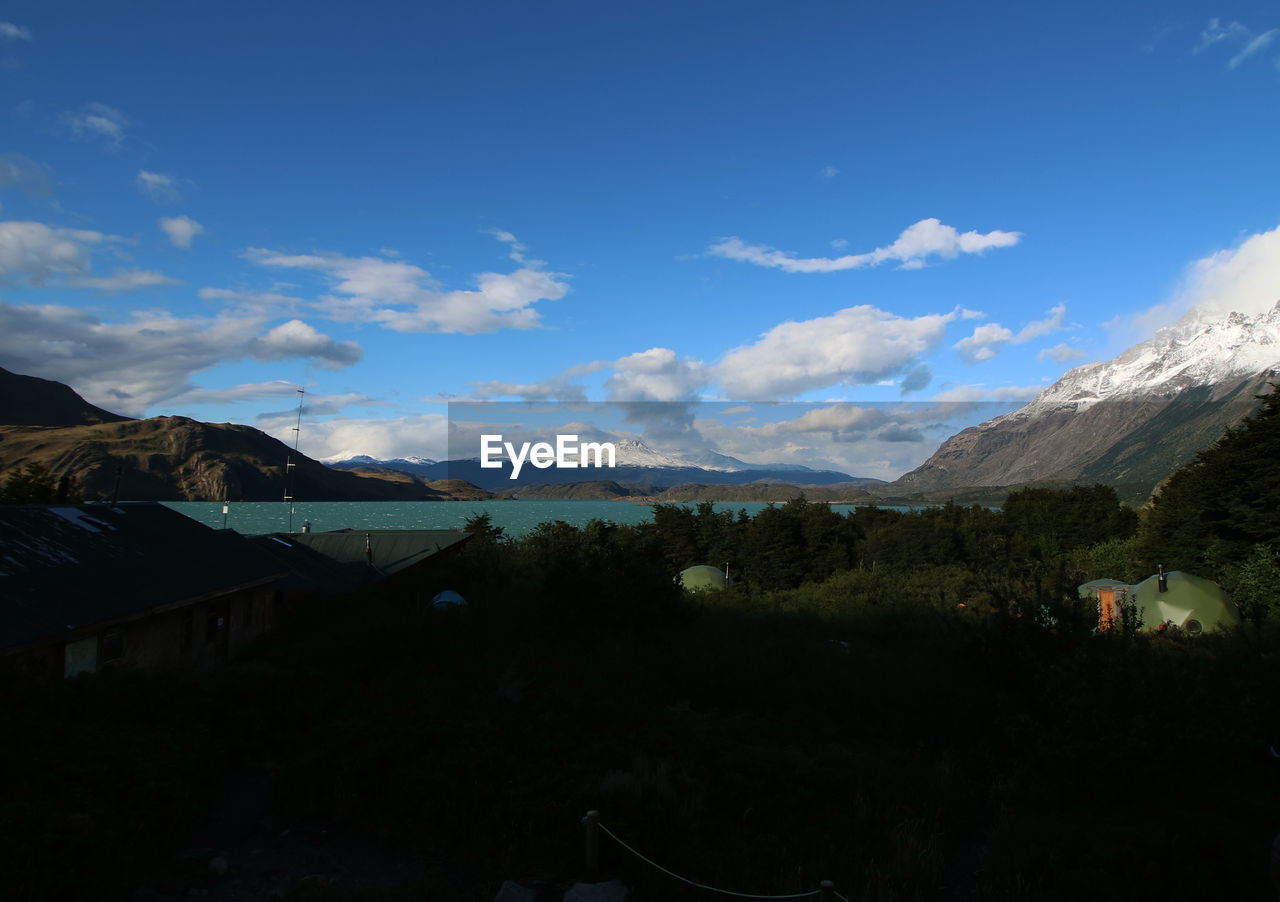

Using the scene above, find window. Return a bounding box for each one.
[206,606,219,643]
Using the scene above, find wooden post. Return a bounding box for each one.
[819,880,835,902]
[584,809,601,880]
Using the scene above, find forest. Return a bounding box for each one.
[3,391,1280,901]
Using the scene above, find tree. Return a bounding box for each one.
[463,510,506,543]
[0,462,69,504]
[1219,543,1280,627]
[1141,387,1280,575]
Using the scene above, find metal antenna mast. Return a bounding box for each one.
[285,387,305,533]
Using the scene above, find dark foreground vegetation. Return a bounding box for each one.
[4,394,1280,902]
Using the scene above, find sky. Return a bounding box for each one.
[1,1,1279,478]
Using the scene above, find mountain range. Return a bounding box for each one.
[892,301,1280,503]
[2,300,1277,504]
[323,438,867,491]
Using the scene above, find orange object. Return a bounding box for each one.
[1098,588,1117,630]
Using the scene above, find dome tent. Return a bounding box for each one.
[679,565,728,592]
[1130,570,1239,634]
[431,589,467,608]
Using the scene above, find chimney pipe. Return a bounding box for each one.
[1158,563,1167,593]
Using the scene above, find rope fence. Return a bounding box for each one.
[583,810,850,901]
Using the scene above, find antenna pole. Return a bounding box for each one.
[285,387,304,533]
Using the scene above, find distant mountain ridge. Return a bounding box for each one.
[324,437,872,491]
[895,302,1280,502]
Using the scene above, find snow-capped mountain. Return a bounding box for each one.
[896,302,1280,500]
[323,454,438,473]
[610,439,754,471]
[1014,301,1280,417]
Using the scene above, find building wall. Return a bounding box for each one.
[1,582,278,681]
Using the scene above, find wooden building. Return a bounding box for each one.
[0,503,284,680]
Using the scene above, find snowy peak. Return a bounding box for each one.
[1014,301,1280,418]
[322,453,438,468]
[610,439,742,471]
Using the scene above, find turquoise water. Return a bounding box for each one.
[163,499,886,537]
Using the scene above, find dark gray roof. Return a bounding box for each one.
[288,529,470,579]
[246,533,366,598]
[0,503,284,649]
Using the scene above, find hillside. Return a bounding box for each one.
[0,366,131,427]
[0,416,442,502]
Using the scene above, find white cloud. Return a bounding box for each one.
[470,361,605,402]
[0,154,53,197]
[820,165,839,179]
[0,301,363,416]
[137,170,182,203]
[0,22,31,40]
[1193,18,1278,69]
[716,305,956,397]
[930,384,1043,403]
[1038,343,1087,363]
[74,269,180,291]
[164,380,302,408]
[955,323,1014,363]
[199,287,304,311]
[0,220,110,282]
[954,304,1068,363]
[1113,223,1280,340]
[258,412,449,462]
[1013,303,1066,341]
[707,218,1021,273]
[247,319,362,369]
[606,348,709,401]
[1230,28,1278,68]
[489,228,536,264]
[899,364,932,395]
[249,233,569,334]
[1194,18,1249,54]
[62,102,128,147]
[159,215,204,248]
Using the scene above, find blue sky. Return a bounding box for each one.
[1,2,1279,477]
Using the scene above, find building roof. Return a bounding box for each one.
[246,532,366,598]
[0,503,284,650]
[286,529,471,581]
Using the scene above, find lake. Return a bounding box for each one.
[162,499,901,537]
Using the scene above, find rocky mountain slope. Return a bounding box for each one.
[894,302,1280,502]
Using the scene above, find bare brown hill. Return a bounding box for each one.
[0,366,130,427]
[0,416,441,501]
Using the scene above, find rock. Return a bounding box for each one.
[207,856,229,878]
[562,880,629,902]
[494,880,539,902]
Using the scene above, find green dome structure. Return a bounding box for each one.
[679,564,729,592]
[1131,570,1240,634]
[1077,570,1241,634]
